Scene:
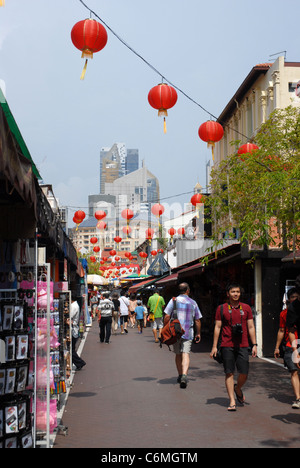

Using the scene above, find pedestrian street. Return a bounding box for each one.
[53,323,300,449]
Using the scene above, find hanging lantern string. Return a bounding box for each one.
[78,0,250,141]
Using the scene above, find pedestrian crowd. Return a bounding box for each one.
[83,275,300,412]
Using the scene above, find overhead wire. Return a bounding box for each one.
[64,188,199,215]
[77,0,250,140]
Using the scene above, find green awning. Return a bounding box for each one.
[0,88,42,180]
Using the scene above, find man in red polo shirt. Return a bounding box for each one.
[274,287,300,408]
[210,283,257,411]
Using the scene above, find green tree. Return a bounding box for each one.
[207,106,300,253]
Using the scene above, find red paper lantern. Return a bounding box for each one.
[148,83,178,133]
[114,236,122,244]
[168,228,176,238]
[151,250,157,256]
[71,18,108,80]
[90,237,98,244]
[122,226,132,236]
[90,256,96,263]
[93,246,100,253]
[110,250,117,257]
[95,210,106,221]
[178,228,185,237]
[157,249,164,254]
[151,203,165,217]
[73,216,81,224]
[145,228,154,240]
[198,121,224,161]
[191,193,203,206]
[97,220,107,230]
[237,143,259,161]
[139,252,148,259]
[125,252,131,259]
[115,256,120,262]
[121,209,134,221]
[74,210,86,223]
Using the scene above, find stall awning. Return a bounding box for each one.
[128,277,160,294]
[156,273,178,285]
[178,263,204,277]
[0,89,41,180]
[282,250,300,263]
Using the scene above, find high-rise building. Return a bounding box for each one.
[104,160,160,213]
[126,149,139,175]
[100,144,139,193]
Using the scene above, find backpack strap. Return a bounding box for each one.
[172,297,178,320]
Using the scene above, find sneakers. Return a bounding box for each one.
[292,399,300,409]
[179,374,187,389]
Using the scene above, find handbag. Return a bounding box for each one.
[159,298,185,350]
[149,295,160,322]
[213,304,224,364]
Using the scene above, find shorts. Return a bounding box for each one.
[120,315,128,325]
[284,348,299,372]
[173,339,192,355]
[221,347,249,375]
[152,317,163,330]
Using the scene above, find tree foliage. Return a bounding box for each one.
[207,106,300,251]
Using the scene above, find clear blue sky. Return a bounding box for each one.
[0,0,299,220]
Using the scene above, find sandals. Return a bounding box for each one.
[234,384,245,405]
[228,405,236,412]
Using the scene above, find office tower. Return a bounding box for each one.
[126,149,139,175]
[100,144,139,193]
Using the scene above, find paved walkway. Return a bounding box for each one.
[53,323,300,449]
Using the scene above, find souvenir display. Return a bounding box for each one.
[0,238,75,449]
[0,291,33,448]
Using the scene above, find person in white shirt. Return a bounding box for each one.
[98,293,114,343]
[70,294,86,370]
[119,291,130,334]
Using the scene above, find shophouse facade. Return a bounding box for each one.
[214,56,300,165]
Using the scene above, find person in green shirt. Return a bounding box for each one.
[147,289,166,343]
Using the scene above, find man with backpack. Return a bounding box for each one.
[210,283,257,412]
[164,283,202,388]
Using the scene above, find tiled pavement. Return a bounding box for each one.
[53,323,300,449]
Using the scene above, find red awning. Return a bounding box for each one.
[128,277,157,294]
[178,263,204,276]
[156,273,178,285]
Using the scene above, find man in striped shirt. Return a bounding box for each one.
[164,283,202,388]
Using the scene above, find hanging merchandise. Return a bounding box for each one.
[0,1,5,6]
[0,294,34,449]
[147,252,171,277]
[148,83,178,133]
[198,121,224,161]
[71,18,108,80]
